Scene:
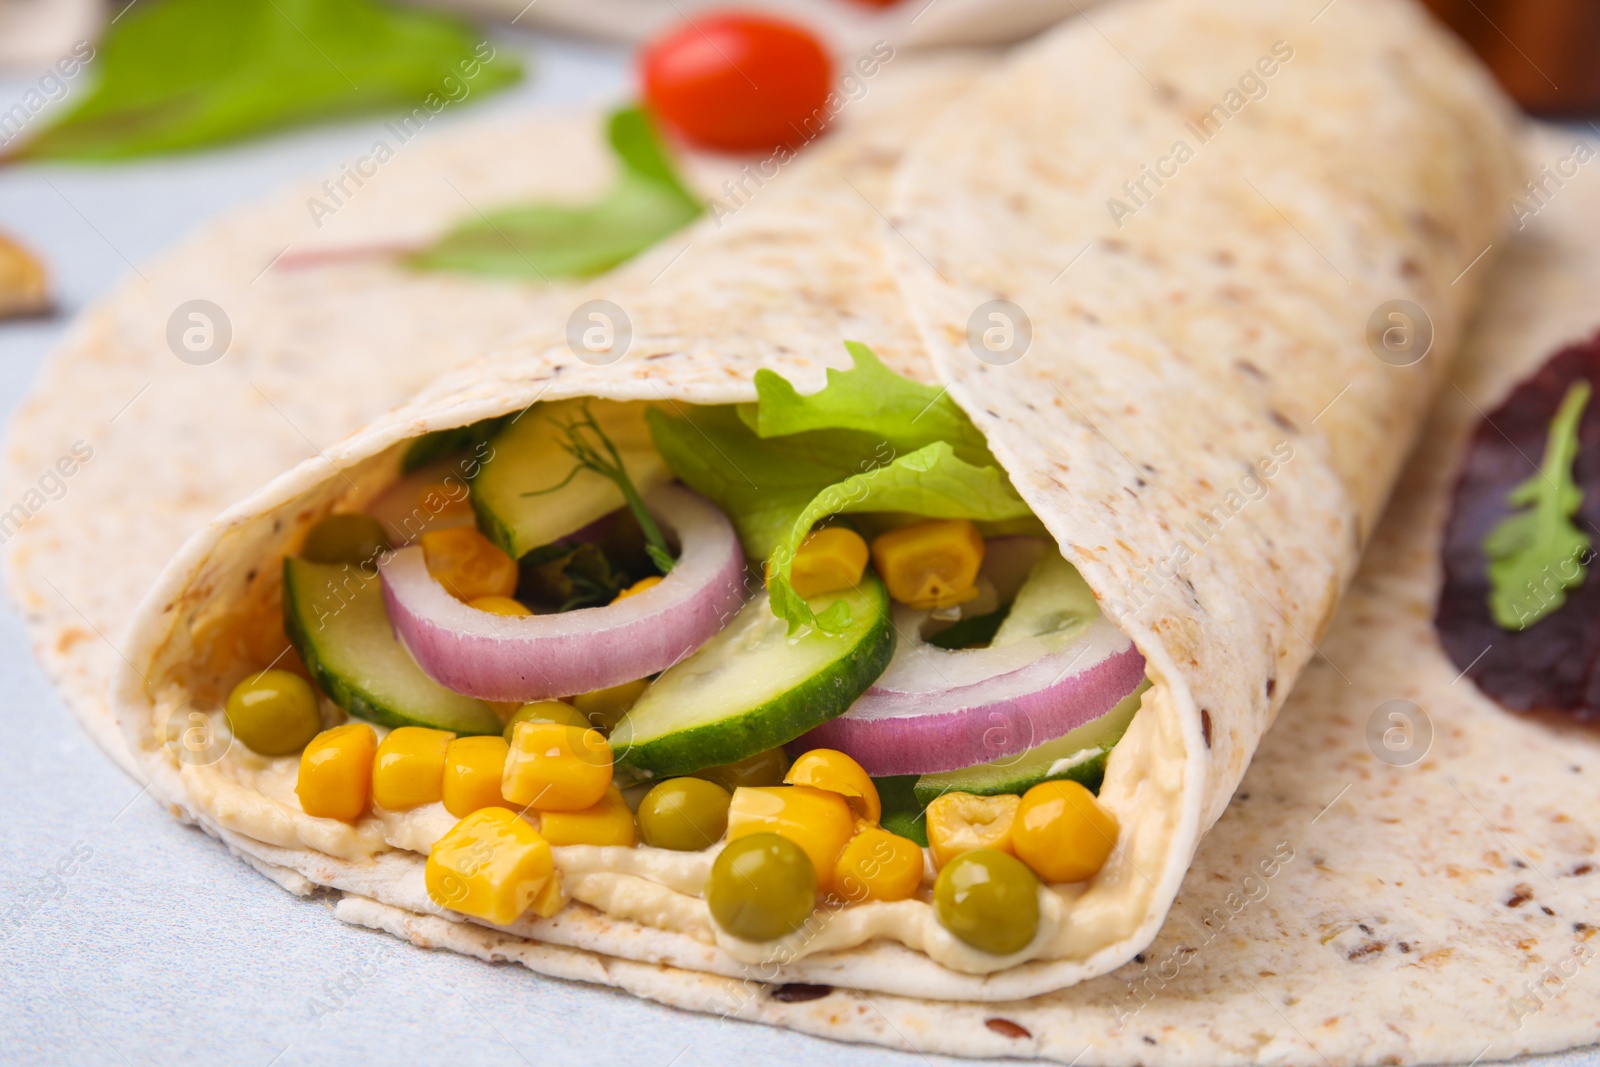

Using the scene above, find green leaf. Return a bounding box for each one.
[765,443,1034,632]
[738,341,997,467]
[648,343,1033,633]
[410,105,703,279]
[1485,380,1593,630]
[646,404,868,562]
[10,0,520,162]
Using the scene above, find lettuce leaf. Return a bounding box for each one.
[1484,380,1592,629]
[767,442,1034,632]
[738,342,997,467]
[648,343,1032,632]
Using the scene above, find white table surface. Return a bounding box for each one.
[0,24,1595,1067]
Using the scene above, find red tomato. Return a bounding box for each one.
[641,13,833,153]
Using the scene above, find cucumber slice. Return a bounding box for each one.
[912,680,1148,806]
[612,577,895,779]
[283,557,501,735]
[470,399,669,559]
[874,775,929,847]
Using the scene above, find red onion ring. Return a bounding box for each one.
[803,607,1146,776]
[380,484,746,701]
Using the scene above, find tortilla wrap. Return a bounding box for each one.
[101,0,1521,1019]
[336,122,1600,1067]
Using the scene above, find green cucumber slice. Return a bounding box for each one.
[912,680,1149,806]
[874,775,929,847]
[283,557,501,735]
[612,576,895,779]
[470,399,669,559]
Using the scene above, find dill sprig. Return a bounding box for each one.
[524,401,675,574]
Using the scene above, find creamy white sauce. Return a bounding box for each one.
[174,702,1133,974]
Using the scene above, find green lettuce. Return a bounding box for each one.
[410,106,702,279]
[648,343,1032,632]
[1484,380,1592,629]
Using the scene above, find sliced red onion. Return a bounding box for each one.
[803,607,1146,776]
[380,484,746,701]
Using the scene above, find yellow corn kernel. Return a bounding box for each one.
[529,870,565,918]
[296,723,377,822]
[421,526,518,602]
[784,748,880,823]
[425,808,555,926]
[613,576,663,602]
[834,826,925,903]
[469,595,532,617]
[1012,780,1120,883]
[538,785,636,847]
[785,527,869,599]
[727,785,856,893]
[572,678,649,732]
[925,791,1020,869]
[442,735,513,818]
[869,519,985,609]
[503,723,613,811]
[372,726,454,811]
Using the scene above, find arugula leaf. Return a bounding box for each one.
[410,105,703,279]
[10,0,520,162]
[648,346,1033,634]
[738,342,998,468]
[1484,380,1593,630]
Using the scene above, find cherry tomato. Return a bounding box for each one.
[641,13,833,153]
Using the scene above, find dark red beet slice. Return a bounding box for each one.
[1436,331,1600,720]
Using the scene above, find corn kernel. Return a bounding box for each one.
[296,723,377,822]
[784,748,880,823]
[538,785,636,847]
[870,519,985,609]
[613,576,663,601]
[372,726,454,811]
[572,678,648,732]
[835,826,925,903]
[1012,780,1119,883]
[925,791,1020,869]
[425,808,555,926]
[785,527,868,599]
[442,735,513,818]
[421,526,518,602]
[503,723,613,811]
[727,785,855,893]
[469,595,532,617]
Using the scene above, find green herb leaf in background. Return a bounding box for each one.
[648,343,1032,634]
[1484,380,1593,630]
[9,0,520,162]
[410,105,703,279]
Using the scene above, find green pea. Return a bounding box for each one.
[707,833,816,942]
[693,747,789,792]
[932,849,1040,956]
[503,700,590,743]
[637,777,732,851]
[300,514,391,566]
[225,669,322,756]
